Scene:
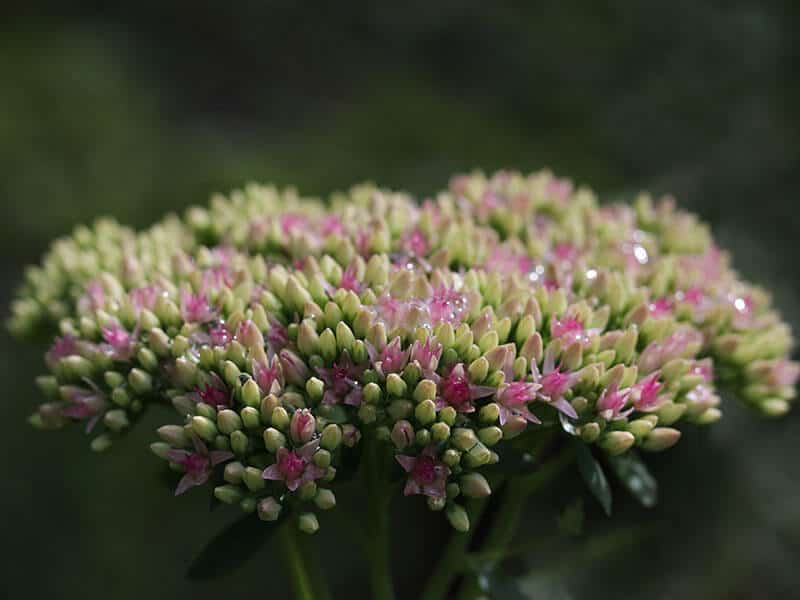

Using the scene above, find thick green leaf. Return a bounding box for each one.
[606,451,658,508]
[575,443,612,516]
[186,514,279,580]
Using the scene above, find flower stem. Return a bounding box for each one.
[419,497,492,600]
[280,523,316,600]
[456,446,575,599]
[363,435,396,600]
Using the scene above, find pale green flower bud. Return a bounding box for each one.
[413,379,437,403]
[438,406,457,426]
[224,461,245,485]
[297,320,320,356]
[446,504,470,532]
[579,422,601,443]
[431,422,451,442]
[258,497,282,522]
[478,426,503,446]
[599,431,635,456]
[319,328,338,363]
[415,399,437,425]
[468,356,489,383]
[243,466,266,491]
[223,360,241,388]
[479,403,500,424]
[298,512,320,535]
[363,382,382,405]
[263,428,287,452]
[214,484,243,505]
[314,489,337,510]
[103,409,129,432]
[217,410,243,435]
[320,424,343,450]
[271,406,290,430]
[150,442,170,460]
[241,406,261,429]
[464,442,492,467]
[656,402,687,426]
[641,427,681,451]
[192,416,217,442]
[460,473,492,498]
[231,430,251,455]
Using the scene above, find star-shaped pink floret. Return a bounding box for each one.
[262,441,325,492]
[396,446,450,499]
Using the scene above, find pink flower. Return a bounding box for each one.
[208,322,232,347]
[396,446,450,498]
[596,384,632,420]
[496,381,542,425]
[315,351,366,406]
[167,434,233,496]
[266,316,290,353]
[201,265,234,293]
[60,384,107,432]
[129,285,160,312]
[181,290,216,323]
[195,374,231,409]
[373,294,408,331]
[435,364,495,413]
[279,349,310,387]
[289,409,316,444]
[409,338,443,378]
[338,265,362,293]
[691,359,713,383]
[319,215,344,237]
[550,317,594,346]
[681,287,704,306]
[545,177,573,201]
[253,354,283,395]
[533,350,579,419]
[368,337,409,377]
[553,243,577,263]
[632,372,664,411]
[78,280,106,313]
[101,323,136,361]
[483,246,535,276]
[638,328,703,374]
[649,297,673,318]
[401,229,429,257]
[45,335,79,370]
[280,213,308,236]
[262,442,325,492]
[768,360,800,387]
[428,286,469,326]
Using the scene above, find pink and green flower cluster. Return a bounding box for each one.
[12,170,798,534]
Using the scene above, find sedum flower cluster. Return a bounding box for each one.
[11,170,798,534]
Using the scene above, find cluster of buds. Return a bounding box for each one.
[12,170,798,536]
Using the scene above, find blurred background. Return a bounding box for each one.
[2,2,798,598]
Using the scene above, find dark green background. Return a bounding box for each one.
[2,2,798,598]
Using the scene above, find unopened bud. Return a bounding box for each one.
[641,427,681,451]
[460,473,491,498]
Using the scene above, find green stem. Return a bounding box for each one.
[280,524,316,600]
[419,497,492,600]
[363,435,396,600]
[457,446,575,600]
